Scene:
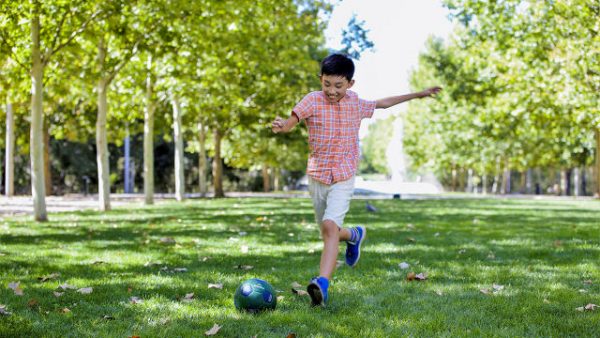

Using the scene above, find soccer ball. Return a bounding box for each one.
[234,278,277,312]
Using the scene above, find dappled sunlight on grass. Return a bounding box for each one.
[0,197,599,336]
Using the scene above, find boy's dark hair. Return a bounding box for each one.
[320,54,355,81]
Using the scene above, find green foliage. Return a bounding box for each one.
[404,0,599,184]
[359,116,394,174]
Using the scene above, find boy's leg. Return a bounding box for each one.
[319,177,355,279]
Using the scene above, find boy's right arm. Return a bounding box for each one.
[271,113,299,133]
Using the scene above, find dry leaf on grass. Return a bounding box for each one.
[61,308,71,313]
[576,303,598,311]
[8,282,24,296]
[102,315,115,320]
[160,237,176,244]
[27,299,39,308]
[407,272,427,281]
[205,323,222,336]
[234,265,254,270]
[53,291,64,297]
[492,284,504,292]
[208,283,223,289]
[480,288,491,295]
[181,293,194,302]
[37,272,60,282]
[286,333,297,338]
[291,282,303,289]
[77,287,93,294]
[0,305,11,316]
[406,237,416,243]
[173,268,188,273]
[291,288,308,296]
[130,296,143,304]
[58,283,77,290]
[583,280,593,285]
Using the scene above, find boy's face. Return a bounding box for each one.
[320,74,354,103]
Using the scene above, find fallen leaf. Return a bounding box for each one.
[291,288,308,296]
[53,291,64,297]
[291,282,303,289]
[160,237,176,244]
[102,315,115,320]
[27,299,39,308]
[8,282,23,296]
[234,265,253,270]
[543,298,550,304]
[487,252,496,260]
[583,280,593,285]
[127,287,133,293]
[553,240,562,247]
[208,283,223,289]
[58,283,77,290]
[173,267,188,273]
[205,323,222,336]
[492,284,504,292]
[0,305,11,316]
[585,303,598,311]
[182,293,194,302]
[406,223,415,230]
[201,256,210,262]
[77,287,93,294]
[37,272,60,282]
[406,272,416,281]
[61,307,71,313]
[286,333,297,338]
[415,273,427,281]
[130,296,143,304]
[406,237,416,243]
[399,262,410,270]
[480,288,491,295]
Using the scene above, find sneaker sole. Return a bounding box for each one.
[307,283,324,307]
[348,226,366,268]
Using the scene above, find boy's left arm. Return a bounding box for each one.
[375,86,441,109]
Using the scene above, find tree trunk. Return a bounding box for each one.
[466,168,473,193]
[273,168,281,191]
[595,129,600,198]
[573,167,580,197]
[30,7,47,221]
[172,95,184,201]
[526,169,532,194]
[481,174,487,195]
[143,56,155,205]
[501,159,511,194]
[198,122,208,197]
[560,169,567,196]
[5,102,15,197]
[212,128,224,198]
[43,120,51,196]
[262,164,271,192]
[451,165,457,192]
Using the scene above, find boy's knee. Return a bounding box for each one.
[321,219,339,237]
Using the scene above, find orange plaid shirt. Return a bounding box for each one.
[293,90,376,185]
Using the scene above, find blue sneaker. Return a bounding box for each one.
[345,226,366,267]
[307,276,329,306]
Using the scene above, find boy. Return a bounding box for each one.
[271,53,440,306]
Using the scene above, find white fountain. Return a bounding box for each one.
[355,115,442,196]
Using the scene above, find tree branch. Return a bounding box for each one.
[44,9,104,65]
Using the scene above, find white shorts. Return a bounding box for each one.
[308,176,355,227]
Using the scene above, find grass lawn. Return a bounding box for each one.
[1,197,599,337]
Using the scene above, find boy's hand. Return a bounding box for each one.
[422,86,442,98]
[271,117,287,133]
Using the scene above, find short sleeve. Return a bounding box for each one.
[359,98,377,119]
[292,93,315,120]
